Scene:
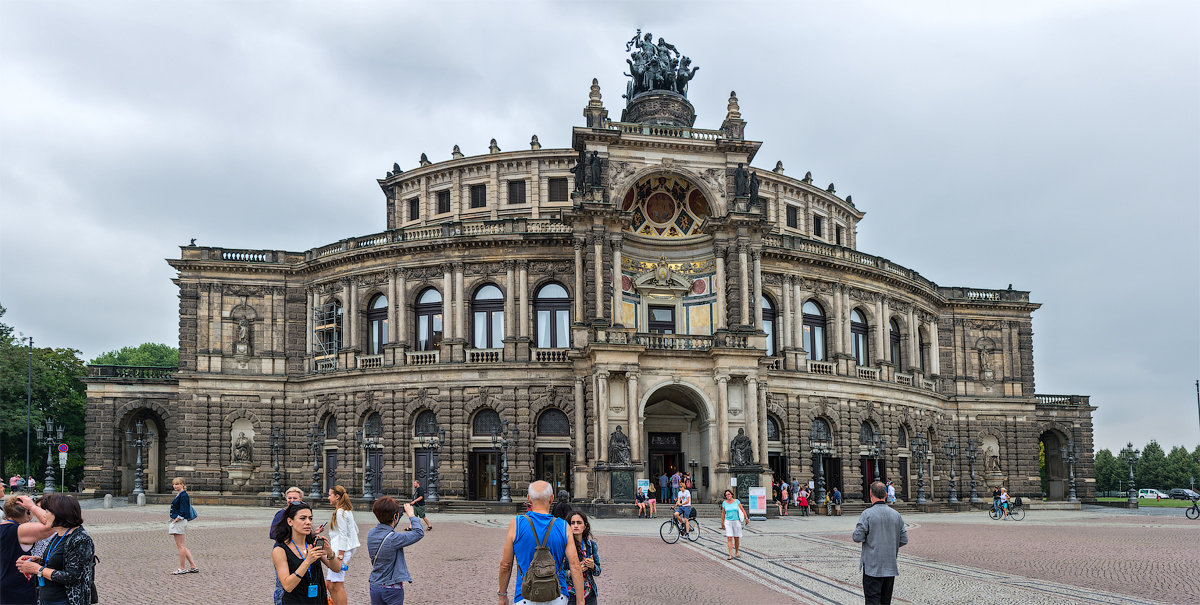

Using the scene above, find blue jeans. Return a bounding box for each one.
[274,575,283,605]
[369,583,404,605]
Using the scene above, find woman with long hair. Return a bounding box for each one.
[1,494,56,604]
[168,477,198,575]
[719,489,749,560]
[566,511,600,605]
[366,497,425,605]
[14,494,95,605]
[325,485,359,605]
[272,502,338,604]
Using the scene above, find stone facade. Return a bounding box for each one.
[83,77,1094,505]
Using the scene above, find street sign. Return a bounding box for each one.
[59,452,67,468]
[58,443,68,453]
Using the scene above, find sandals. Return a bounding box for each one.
[171,569,188,575]
[188,568,200,573]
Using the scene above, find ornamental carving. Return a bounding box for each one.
[607,161,639,191]
[223,284,266,297]
[700,168,727,199]
[762,273,781,286]
[355,272,387,288]
[529,261,572,275]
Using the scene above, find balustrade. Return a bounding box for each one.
[356,354,383,369]
[467,349,502,364]
[895,372,914,386]
[856,366,880,380]
[532,348,570,363]
[807,360,836,375]
[406,351,440,366]
[314,356,337,372]
[635,333,712,351]
[87,365,177,379]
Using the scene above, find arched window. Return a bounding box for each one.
[802,301,827,361]
[534,283,570,348]
[324,414,339,441]
[536,409,570,436]
[472,284,504,349]
[472,408,502,436]
[810,417,831,442]
[762,296,778,356]
[414,410,438,436]
[918,329,929,373]
[415,288,443,351]
[859,421,876,444]
[364,412,382,437]
[897,425,908,448]
[366,294,388,355]
[850,309,869,366]
[767,415,781,442]
[889,318,903,368]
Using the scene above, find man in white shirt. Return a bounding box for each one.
[674,485,693,535]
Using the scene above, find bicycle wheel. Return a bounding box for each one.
[686,521,700,542]
[660,520,680,544]
[1186,505,1200,520]
[1010,506,1025,521]
[988,507,1000,520]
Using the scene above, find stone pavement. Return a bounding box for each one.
[79,504,1195,604]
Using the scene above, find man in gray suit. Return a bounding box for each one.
[852,481,908,604]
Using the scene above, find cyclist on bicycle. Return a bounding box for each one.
[673,482,693,535]
[991,486,1001,515]
[999,487,1010,518]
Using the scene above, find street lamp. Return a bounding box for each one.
[811,439,832,507]
[307,424,325,501]
[944,436,959,504]
[1061,441,1079,503]
[1119,442,1139,505]
[965,439,981,503]
[356,426,382,505]
[269,427,284,501]
[123,420,153,497]
[912,434,929,505]
[867,436,887,481]
[421,427,445,503]
[491,419,518,503]
[36,417,65,495]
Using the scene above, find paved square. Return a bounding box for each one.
[81,503,1194,604]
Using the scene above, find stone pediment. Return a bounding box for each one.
[644,399,698,420]
[633,256,692,296]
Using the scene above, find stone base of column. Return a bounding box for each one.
[441,339,465,363]
[594,464,611,502]
[573,466,592,501]
[514,337,531,362]
[384,343,407,366]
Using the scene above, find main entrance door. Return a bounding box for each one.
[648,432,682,484]
[535,450,571,496]
[468,450,499,500]
[860,456,886,501]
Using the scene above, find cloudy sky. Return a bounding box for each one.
[1,1,1196,455]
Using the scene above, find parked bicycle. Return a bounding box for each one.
[1186,497,1199,520]
[988,496,1025,521]
[660,506,700,543]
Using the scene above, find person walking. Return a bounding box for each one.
[719,489,749,560]
[852,481,908,605]
[797,487,809,516]
[778,482,790,516]
[886,481,896,504]
[273,502,339,604]
[832,487,843,516]
[272,487,306,605]
[14,494,96,605]
[497,480,585,605]
[168,477,198,575]
[565,512,600,605]
[366,497,425,605]
[1,494,56,604]
[325,485,360,605]
[790,478,800,507]
[409,480,432,531]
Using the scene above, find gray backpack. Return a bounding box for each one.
[517,515,561,602]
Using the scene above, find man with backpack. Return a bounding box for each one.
[498,480,585,605]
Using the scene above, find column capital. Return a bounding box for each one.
[576,375,588,385]
[597,370,610,380]
[713,371,729,384]
[453,261,465,272]
[610,236,623,250]
[574,237,587,250]
[745,376,758,386]
[626,370,639,381]
[503,259,516,271]
[751,249,762,261]
[517,259,529,269]
[440,263,453,274]
[737,242,749,255]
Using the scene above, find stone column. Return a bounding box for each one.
[596,370,609,463]
[781,275,793,349]
[738,243,750,326]
[881,297,892,363]
[441,265,453,340]
[752,250,763,329]
[715,373,730,464]
[305,288,314,354]
[830,285,843,356]
[744,377,758,462]
[396,270,408,348]
[715,246,728,330]
[348,279,360,350]
[593,235,605,320]
[874,297,885,366]
[504,261,515,339]
[454,263,466,342]
[626,372,639,462]
[519,261,530,339]
[341,280,353,348]
[907,307,918,371]
[929,318,941,375]
[387,271,397,345]
[574,377,587,462]
[843,288,853,357]
[757,382,769,467]
[611,237,623,326]
[793,279,805,351]
[574,239,585,321]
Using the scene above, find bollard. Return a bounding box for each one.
[136,493,146,506]
[104,494,113,509]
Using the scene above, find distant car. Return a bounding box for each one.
[1168,489,1199,500]
[1138,489,1171,499]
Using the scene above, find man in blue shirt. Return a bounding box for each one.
[498,481,585,605]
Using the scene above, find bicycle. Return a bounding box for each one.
[1186,497,1199,520]
[660,506,700,544]
[988,498,1025,521]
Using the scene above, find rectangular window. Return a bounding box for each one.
[470,184,487,208]
[436,190,450,214]
[786,206,798,228]
[507,180,526,205]
[407,197,420,221]
[835,225,844,246]
[813,215,824,238]
[548,178,569,202]
[648,306,675,334]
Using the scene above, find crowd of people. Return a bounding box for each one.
[0,488,97,605]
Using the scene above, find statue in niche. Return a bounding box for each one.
[237,318,250,344]
[232,432,252,463]
[731,428,754,466]
[734,163,750,197]
[571,149,587,193]
[749,171,760,206]
[608,425,632,466]
[589,151,603,188]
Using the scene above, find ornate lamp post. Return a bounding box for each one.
[965,439,981,503]
[269,427,284,501]
[1119,442,1139,505]
[356,427,382,505]
[421,427,445,503]
[870,436,887,480]
[811,439,832,507]
[491,419,518,503]
[123,419,153,497]
[1061,441,1079,503]
[307,424,325,501]
[944,436,959,504]
[37,417,65,495]
[912,434,929,505]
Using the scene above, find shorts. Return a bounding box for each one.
[325,548,355,582]
[413,504,426,519]
[678,505,693,519]
[515,595,568,605]
[647,498,656,504]
[168,519,188,534]
[724,519,743,538]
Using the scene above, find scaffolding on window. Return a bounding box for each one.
[312,302,342,372]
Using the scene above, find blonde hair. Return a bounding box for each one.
[172,477,186,488]
[2,494,29,520]
[329,485,353,529]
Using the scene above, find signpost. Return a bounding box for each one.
[58,444,68,491]
[748,486,767,521]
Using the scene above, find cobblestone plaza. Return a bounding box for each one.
[88,504,1191,604]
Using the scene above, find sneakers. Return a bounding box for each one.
[171,569,188,575]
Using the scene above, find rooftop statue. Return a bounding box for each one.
[622,29,698,102]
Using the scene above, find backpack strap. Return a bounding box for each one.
[514,515,557,577]
[371,531,394,566]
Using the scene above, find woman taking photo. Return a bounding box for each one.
[14,494,95,605]
[325,486,359,605]
[366,497,425,605]
[273,502,338,604]
[566,511,600,605]
[719,489,749,560]
[1,494,56,604]
[168,477,198,575]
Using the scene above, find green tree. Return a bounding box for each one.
[1164,445,1199,490]
[90,342,177,367]
[1093,449,1120,493]
[0,304,88,489]
[1137,440,1167,489]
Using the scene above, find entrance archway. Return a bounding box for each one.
[641,383,713,503]
[120,409,165,495]
[1039,430,1069,500]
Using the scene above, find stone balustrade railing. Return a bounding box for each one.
[87,365,177,380]
[356,354,383,369]
[635,333,713,351]
[895,372,913,386]
[1035,394,1091,406]
[406,351,439,366]
[857,366,881,380]
[605,120,726,141]
[532,348,570,363]
[314,356,337,372]
[467,349,502,364]
[807,360,835,375]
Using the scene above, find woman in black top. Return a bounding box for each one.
[551,490,572,520]
[1,494,56,604]
[272,502,339,604]
[14,494,95,605]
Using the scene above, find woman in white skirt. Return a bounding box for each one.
[325,485,359,605]
[168,477,198,575]
[719,489,749,560]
